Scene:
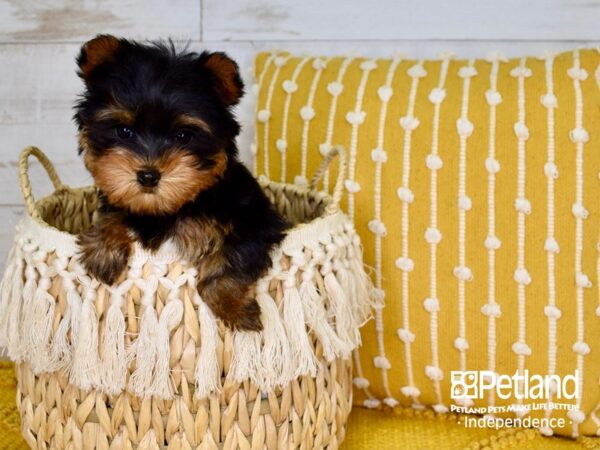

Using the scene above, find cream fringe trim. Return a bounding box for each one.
[0,213,377,399]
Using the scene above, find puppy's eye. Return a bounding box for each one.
[174,130,192,145]
[116,126,134,140]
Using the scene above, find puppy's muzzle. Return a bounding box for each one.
[137,169,161,188]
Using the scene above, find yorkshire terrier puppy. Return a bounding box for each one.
[74,35,288,331]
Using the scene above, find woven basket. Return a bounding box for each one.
[0,146,375,450]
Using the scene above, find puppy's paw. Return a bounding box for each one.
[228,299,263,332]
[199,280,263,331]
[77,230,130,285]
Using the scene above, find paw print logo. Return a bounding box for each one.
[451,371,478,399]
[452,383,466,397]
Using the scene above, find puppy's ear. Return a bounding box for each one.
[77,34,121,80]
[201,52,244,105]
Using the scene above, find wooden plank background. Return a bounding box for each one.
[0,0,598,271]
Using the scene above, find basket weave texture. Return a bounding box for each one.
[0,146,376,449]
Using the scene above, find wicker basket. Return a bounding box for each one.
[0,146,375,450]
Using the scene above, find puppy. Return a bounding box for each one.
[74,35,288,331]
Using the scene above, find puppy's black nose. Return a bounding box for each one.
[137,169,161,187]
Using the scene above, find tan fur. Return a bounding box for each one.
[172,216,261,330]
[80,35,120,78]
[79,130,92,154]
[175,114,212,134]
[95,107,135,124]
[84,147,228,215]
[174,216,230,264]
[198,271,261,331]
[77,212,132,285]
[204,53,242,105]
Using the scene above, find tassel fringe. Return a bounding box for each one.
[282,274,318,377]
[0,247,18,349]
[6,255,25,361]
[324,270,356,349]
[194,299,221,398]
[299,271,350,361]
[100,280,132,395]
[348,240,379,323]
[28,277,56,374]
[257,288,293,390]
[0,215,375,397]
[49,265,81,373]
[49,302,72,372]
[69,282,100,389]
[335,262,361,347]
[229,330,262,386]
[148,299,183,399]
[127,304,159,397]
[18,263,38,359]
[127,275,159,397]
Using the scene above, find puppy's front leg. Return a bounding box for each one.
[77,212,133,285]
[195,253,262,331]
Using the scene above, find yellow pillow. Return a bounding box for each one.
[253,49,600,438]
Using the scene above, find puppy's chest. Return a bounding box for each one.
[127,213,231,262]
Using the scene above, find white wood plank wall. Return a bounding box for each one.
[0,0,598,271]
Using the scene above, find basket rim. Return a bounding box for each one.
[20,182,350,260]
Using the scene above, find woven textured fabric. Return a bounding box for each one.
[253,49,600,437]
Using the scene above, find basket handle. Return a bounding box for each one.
[18,146,64,221]
[309,145,347,214]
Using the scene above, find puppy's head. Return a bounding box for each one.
[74,35,244,216]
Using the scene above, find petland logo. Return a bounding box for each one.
[451,370,580,401]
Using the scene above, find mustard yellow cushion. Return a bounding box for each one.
[254,49,600,437]
[0,362,27,450]
[342,407,598,449]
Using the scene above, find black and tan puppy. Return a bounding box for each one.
[74,35,287,331]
